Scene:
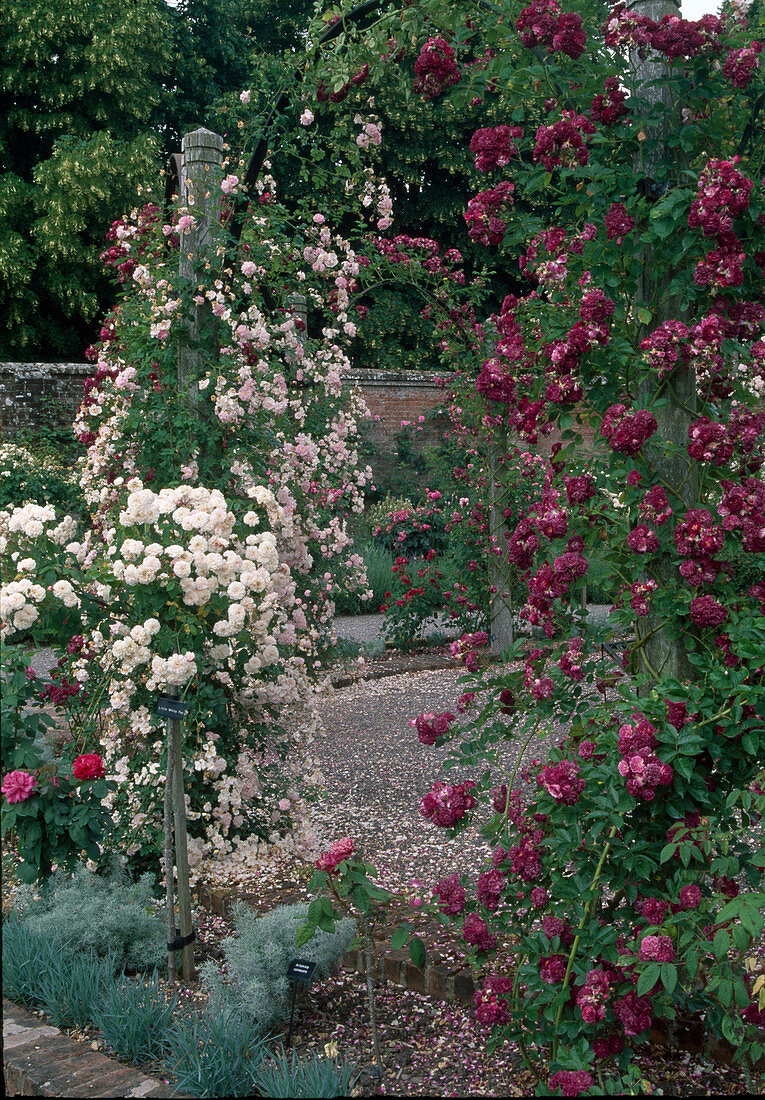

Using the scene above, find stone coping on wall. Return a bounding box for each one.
[0,362,447,383]
[0,362,92,378]
[343,366,446,387]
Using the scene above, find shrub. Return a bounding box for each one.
[366,495,413,532]
[91,970,177,1063]
[253,1047,359,1098]
[333,541,394,615]
[380,552,446,650]
[37,949,116,1029]
[19,864,166,972]
[199,902,355,1035]
[164,1002,269,1098]
[1,913,65,1007]
[0,443,85,516]
[370,496,447,558]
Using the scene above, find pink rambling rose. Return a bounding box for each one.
[549,1069,593,1096]
[463,912,497,952]
[2,770,38,803]
[638,934,674,962]
[474,973,513,1026]
[540,953,568,983]
[678,883,702,909]
[433,873,467,915]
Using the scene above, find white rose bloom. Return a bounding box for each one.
[14,606,38,630]
[120,539,145,561]
[17,558,36,572]
[227,581,246,600]
[4,591,26,612]
[228,604,246,629]
[144,618,161,636]
[173,559,192,578]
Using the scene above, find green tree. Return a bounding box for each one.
[0,0,174,359]
[0,0,277,362]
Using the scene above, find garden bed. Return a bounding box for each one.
[4,640,764,1096]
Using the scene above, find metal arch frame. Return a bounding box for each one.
[163,0,383,219]
[229,0,384,247]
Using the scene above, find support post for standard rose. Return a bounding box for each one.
[177,127,224,408]
[163,735,176,984]
[159,689,194,982]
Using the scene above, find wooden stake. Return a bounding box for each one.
[169,707,194,981]
[163,735,176,985]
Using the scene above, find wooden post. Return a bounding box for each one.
[631,0,698,686]
[169,705,194,981]
[287,292,308,340]
[163,742,176,984]
[488,417,515,656]
[177,128,225,403]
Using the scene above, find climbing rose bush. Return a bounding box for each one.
[1,95,491,880]
[306,0,765,1092]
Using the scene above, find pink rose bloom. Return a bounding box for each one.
[2,770,38,803]
[72,753,105,780]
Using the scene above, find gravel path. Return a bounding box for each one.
[20,610,608,894]
[308,665,560,894]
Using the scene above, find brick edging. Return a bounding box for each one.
[2,999,188,1099]
[193,883,477,1006]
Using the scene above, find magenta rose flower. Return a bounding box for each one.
[72,753,105,780]
[2,770,39,803]
[315,836,355,874]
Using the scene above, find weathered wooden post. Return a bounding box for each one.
[159,689,193,981]
[163,739,176,984]
[488,415,515,656]
[177,127,225,403]
[631,0,698,686]
[169,694,194,981]
[160,127,224,983]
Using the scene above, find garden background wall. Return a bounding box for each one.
[0,362,449,491]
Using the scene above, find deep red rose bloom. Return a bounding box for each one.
[72,753,105,780]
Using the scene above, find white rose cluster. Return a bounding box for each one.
[0,578,47,634]
[150,651,198,686]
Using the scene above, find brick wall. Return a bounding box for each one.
[0,363,450,491]
[343,367,449,492]
[0,362,91,439]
